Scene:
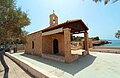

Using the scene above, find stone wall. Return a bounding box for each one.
[17,44,24,50]
[25,31,65,56]
[25,31,42,56]
[42,33,64,56]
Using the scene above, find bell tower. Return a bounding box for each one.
[49,10,58,26]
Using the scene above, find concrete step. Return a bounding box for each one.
[42,53,65,62]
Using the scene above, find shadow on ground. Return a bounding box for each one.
[20,54,96,75]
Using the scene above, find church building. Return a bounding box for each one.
[25,12,89,63]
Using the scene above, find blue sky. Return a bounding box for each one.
[16,0,120,40]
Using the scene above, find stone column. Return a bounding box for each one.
[89,39,93,48]
[84,31,89,54]
[64,28,72,63]
[39,31,42,56]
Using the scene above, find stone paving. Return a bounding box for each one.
[9,52,120,78]
[0,55,34,78]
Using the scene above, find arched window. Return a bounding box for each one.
[32,41,34,49]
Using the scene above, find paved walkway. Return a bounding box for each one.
[0,55,34,78]
[10,52,120,78]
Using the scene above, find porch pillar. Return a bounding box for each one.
[64,28,72,63]
[84,31,89,54]
[39,31,42,56]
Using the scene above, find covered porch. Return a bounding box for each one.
[41,19,89,63]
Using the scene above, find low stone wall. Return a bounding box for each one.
[5,52,59,78]
[17,44,24,50]
[90,46,120,54]
[72,54,80,62]
[94,46,120,49]
[90,49,120,54]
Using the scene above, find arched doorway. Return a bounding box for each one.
[53,39,59,54]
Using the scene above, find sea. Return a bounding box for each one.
[101,40,120,47]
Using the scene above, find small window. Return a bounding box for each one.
[32,41,34,49]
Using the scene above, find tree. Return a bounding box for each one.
[93,0,119,4]
[115,30,120,39]
[0,0,30,51]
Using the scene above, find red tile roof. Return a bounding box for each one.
[28,19,89,35]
